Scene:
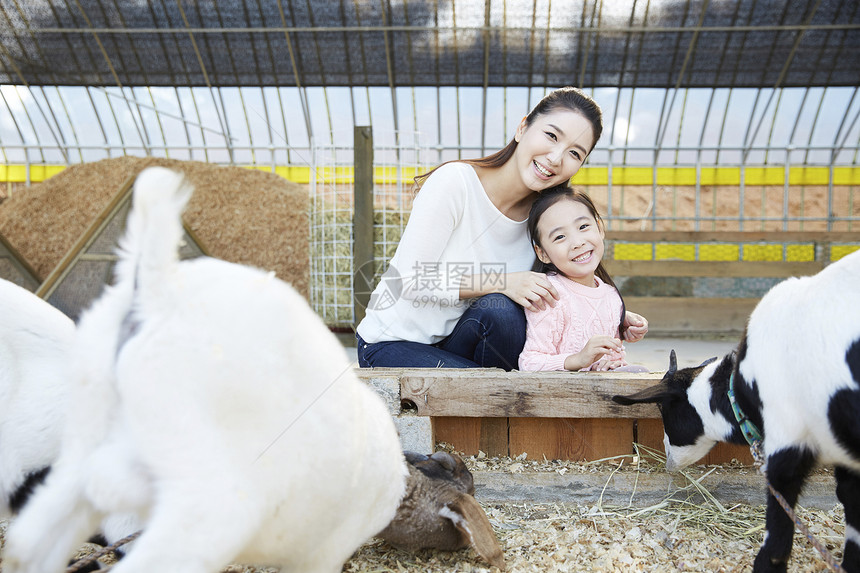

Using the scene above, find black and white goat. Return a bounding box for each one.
[613,249,860,572]
[3,167,504,572]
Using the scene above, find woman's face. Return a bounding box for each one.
[514,109,596,191]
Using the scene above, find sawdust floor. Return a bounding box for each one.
[0,455,845,572]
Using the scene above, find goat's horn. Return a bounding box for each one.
[667,350,678,376]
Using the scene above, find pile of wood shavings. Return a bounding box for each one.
[0,157,309,297]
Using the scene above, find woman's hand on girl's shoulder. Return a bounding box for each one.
[504,271,560,313]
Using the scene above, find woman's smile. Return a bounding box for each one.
[533,160,555,179]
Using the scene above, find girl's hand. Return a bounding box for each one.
[590,357,626,371]
[503,271,560,313]
[623,311,648,342]
[564,335,624,371]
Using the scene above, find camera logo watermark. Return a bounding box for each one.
[354,260,403,312]
[354,261,508,312]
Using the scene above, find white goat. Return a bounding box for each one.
[613,249,860,573]
[0,279,140,571]
[0,279,74,516]
[3,167,503,572]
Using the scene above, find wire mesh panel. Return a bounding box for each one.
[309,131,431,328]
[583,166,860,233]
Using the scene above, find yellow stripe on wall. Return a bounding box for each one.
[0,164,66,182]
[612,243,823,262]
[700,168,741,186]
[655,243,696,261]
[785,244,815,261]
[4,164,860,187]
[743,244,784,261]
[832,245,860,261]
[834,167,860,186]
[788,167,830,186]
[699,244,740,261]
[743,167,785,186]
[574,166,609,185]
[613,243,653,260]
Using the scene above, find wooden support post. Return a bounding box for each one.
[353,126,374,327]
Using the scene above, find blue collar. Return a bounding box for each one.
[727,370,764,446]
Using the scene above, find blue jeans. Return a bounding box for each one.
[356,294,526,370]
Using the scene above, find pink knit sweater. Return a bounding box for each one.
[518,273,625,371]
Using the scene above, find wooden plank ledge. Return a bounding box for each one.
[355,368,662,419]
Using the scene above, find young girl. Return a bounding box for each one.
[518,186,648,372]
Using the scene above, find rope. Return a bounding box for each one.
[765,482,845,573]
[749,443,845,573]
[65,530,142,573]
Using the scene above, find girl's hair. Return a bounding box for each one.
[527,185,627,341]
[414,87,603,191]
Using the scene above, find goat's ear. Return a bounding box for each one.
[612,381,671,405]
[440,493,506,571]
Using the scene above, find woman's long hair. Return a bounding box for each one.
[527,185,627,340]
[413,87,603,191]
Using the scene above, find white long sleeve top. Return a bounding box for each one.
[356,162,537,344]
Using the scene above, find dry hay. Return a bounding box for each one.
[0,157,309,298]
[1,448,845,572]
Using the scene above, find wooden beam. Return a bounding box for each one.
[605,260,825,278]
[36,174,136,299]
[353,125,374,327]
[394,369,662,419]
[624,296,758,334]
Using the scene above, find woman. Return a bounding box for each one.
[356,87,647,369]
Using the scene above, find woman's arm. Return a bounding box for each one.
[390,166,466,305]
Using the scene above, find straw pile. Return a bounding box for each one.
[0,157,309,298]
[2,447,844,572]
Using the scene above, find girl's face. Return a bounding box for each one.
[514,109,596,191]
[534,198,605,287]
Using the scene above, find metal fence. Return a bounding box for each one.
[308,131,432,327]
[307,143,859,328]
[2,141,858,327]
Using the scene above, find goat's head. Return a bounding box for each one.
[379,451,505,570]
[612,350,728,472]
[403,451,475,495]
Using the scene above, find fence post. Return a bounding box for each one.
[353,126,374,328]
